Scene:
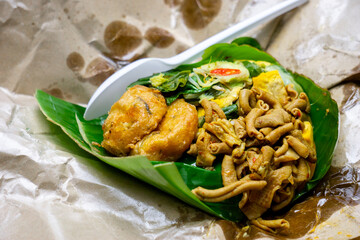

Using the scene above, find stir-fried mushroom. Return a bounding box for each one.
[190,84,316,233]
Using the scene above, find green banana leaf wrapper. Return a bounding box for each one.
[35,37,339,222]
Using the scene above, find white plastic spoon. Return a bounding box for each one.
[84,0,307,120]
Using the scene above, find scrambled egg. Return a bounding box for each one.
[252,70,288,105]
[212,86,243,108]
[302,121,315,148]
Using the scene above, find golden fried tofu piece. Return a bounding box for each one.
[131,99,198,161]
[102,85,167,156]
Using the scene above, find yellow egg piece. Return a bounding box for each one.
[252,70,288,105]
[302,121,315,148]
[197,107,205,118]
[212,86,242,108]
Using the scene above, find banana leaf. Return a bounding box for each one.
[35,38,339,222]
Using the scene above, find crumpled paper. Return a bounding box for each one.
[1,0,360,239]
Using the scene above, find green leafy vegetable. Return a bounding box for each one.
[152,71,190,92]
[231,37,263,50]
[242,60,263,77]
[35,37,339,222]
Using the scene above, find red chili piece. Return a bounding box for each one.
[210,68,241,76]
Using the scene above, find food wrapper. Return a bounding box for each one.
[1,0,360,239]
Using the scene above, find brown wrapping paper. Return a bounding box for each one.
[1,0,360,239]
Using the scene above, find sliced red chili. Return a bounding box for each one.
[210,68,241,76]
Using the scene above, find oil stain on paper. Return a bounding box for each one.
[104,20,142,57]
[164,0,182,7]
[83,57,115,86]
[66,51,116,87]
[66,52,85,72]
[180,0,222,29]
[145,27,175,48]
[43,87,66,99]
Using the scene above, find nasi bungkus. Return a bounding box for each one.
[101,58,317,233]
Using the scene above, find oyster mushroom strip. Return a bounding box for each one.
[285,135,309,158]
[271,185,295,211]
[255,99,270,111]
[285,84,299,100]
[238,89,256,115]
[246,146,274,178]
[240,165,293,220]
[221,155,237,186]
[254,108,291,129]
[274,138,288,157]
[208,142,233,155]
[293,118,305,130]
[192,175,267,203]
[232,117,247,139]
[274,147,300,164]
[190,130,216,167]
[265,122,294,145]
[236,161,249,179]
[252,87,282,109]
[250,218,290,234]
[290,129,317,163]
[273,183,293,203]
[299,92,311,113]
[238,191,249,209]
[203,119,242,147]
[245,108,265,140]
[200,98,226,123]
[188,136,233,156]
[232,142,246,162]
[293,158,311,183]
[284,94,309,113]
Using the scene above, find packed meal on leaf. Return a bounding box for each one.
[101,59,317,233]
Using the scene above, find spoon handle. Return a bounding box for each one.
[167,0,308,65]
